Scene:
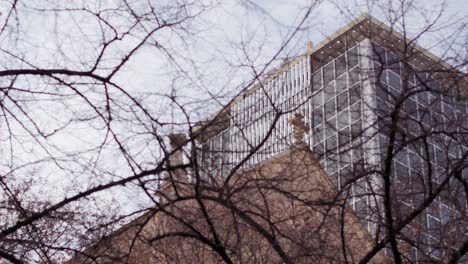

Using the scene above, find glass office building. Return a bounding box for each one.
[198,15,467,262]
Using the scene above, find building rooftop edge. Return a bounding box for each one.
[194,13,465,136]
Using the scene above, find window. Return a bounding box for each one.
[355,198,368,217]
[372,43,386,64]
[401,98,414,112]
[351,121,362,139]
[312,70,322,90]
[376,84,389,101]
[379,70,388,85]
[349,67,360,86]
[313,142,324,156]
[440,204,452,223]
[339,127,350,146]
[201,143,210,166]
[326,135,337,151]
[312,90,323,108]
[415,72,427,88]
[393,161,408,180]
[388,71,401,90]
[338,110,349,130]
[443,102,454,119]
[325,99,336,120]
[312,107,324,127]
[337,91,348,112]
[427,76,439,90]
[326,116,337,133]
[348,46,359,68]
[323,61,334,85]
[352,147,364,162]
[376,99,390,116]
[222,129,230,150]
[339,164,352,188]
[378,135,388,155]
[324,82,335,102]
[313,124,323,144]
[409,71,416,85]
[326,162,338,176]
[427,215,441,232]
[408,151,422,172]
[336,73,347,92]
[418,91,429,105]
[387,51,400,73]
[350,102,361,122]
[394,149,408,164]
[428,237,442,259]
[399,202,413,220]
[349,84,361,106]
[335,54,347,77]
[434,147,446,167]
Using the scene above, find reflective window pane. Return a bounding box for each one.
[323,61,334,85]
[336,54,347,77]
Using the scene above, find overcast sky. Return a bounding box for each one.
[1,0,465,106]
[117,0,466,107]
[0,0,466,212]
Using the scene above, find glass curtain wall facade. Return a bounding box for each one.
[370,42,467,261]
[198,34,467,262]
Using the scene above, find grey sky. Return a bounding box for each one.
[121,0,466,103]
[0,0,466,213]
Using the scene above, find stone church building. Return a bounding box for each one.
[68,115,389,263]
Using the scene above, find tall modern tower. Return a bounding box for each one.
[197,14,467,262]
